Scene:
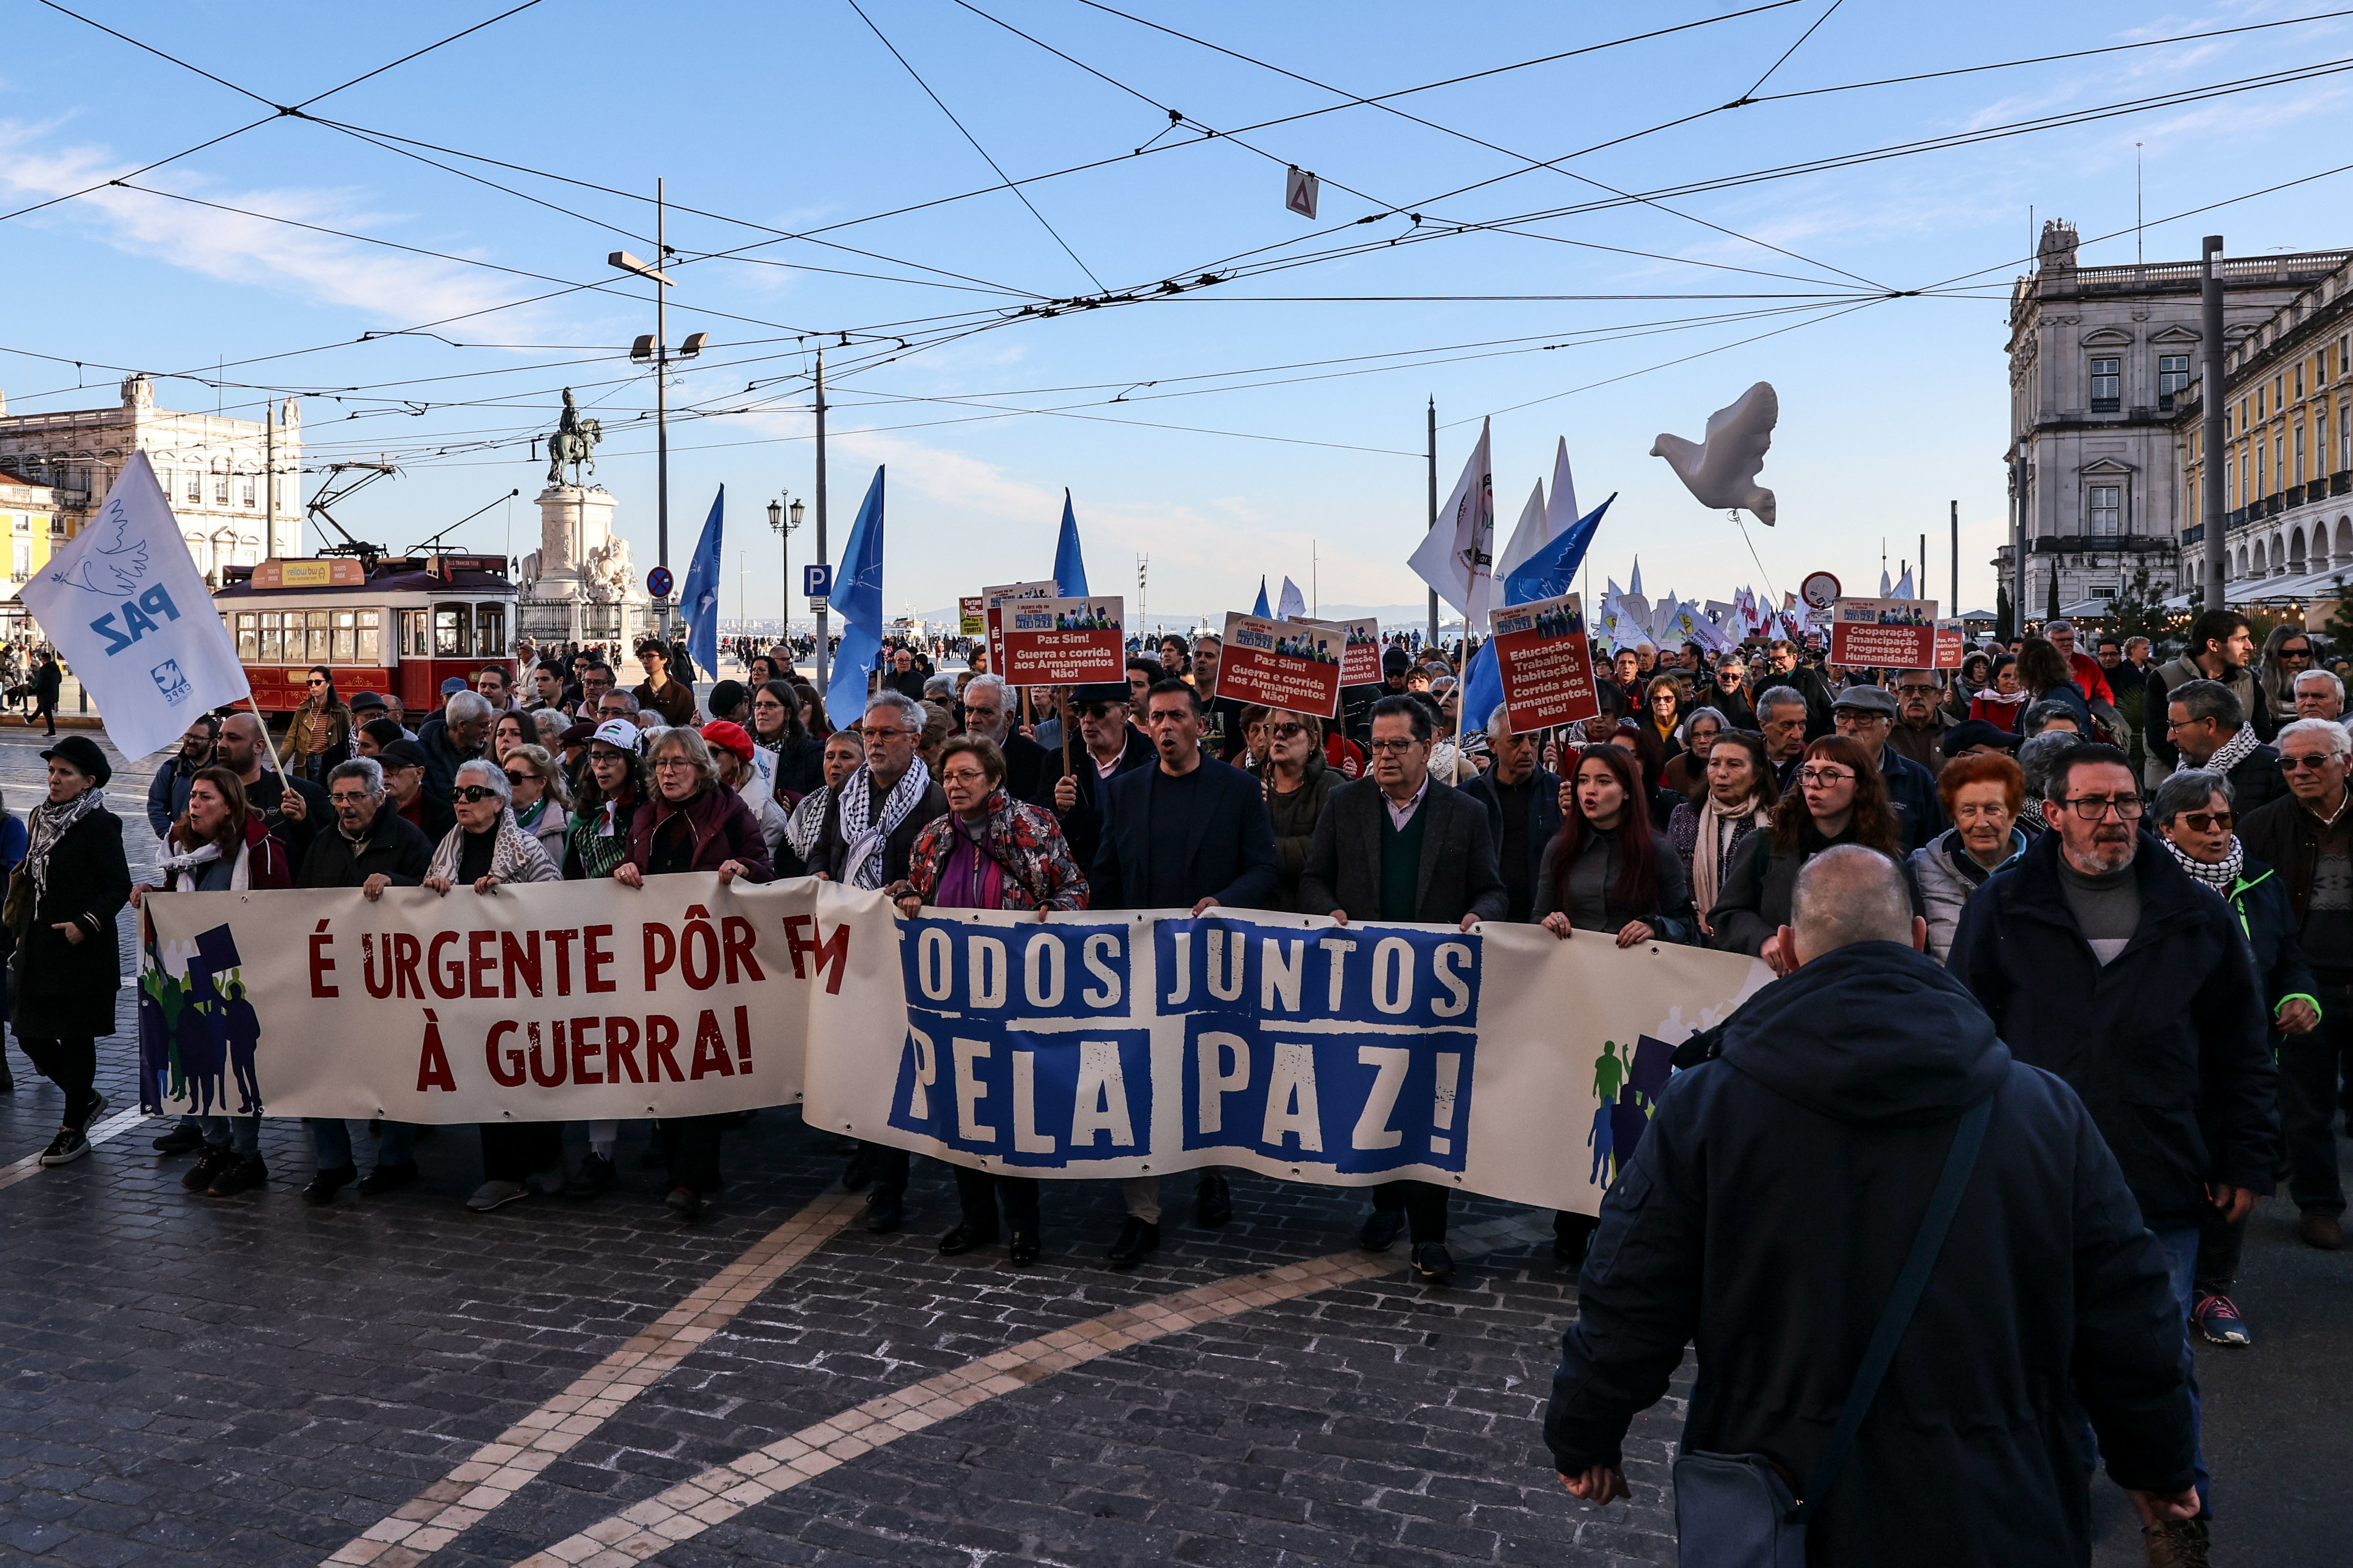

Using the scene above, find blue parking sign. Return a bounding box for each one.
[801,563,835,599]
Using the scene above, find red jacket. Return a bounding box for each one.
[2069,650,2115,706]
[623,785,773,881]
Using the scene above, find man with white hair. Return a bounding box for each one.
[1551,846,2200,1563]
[2239,716,2353,1253]
[2292,666,2346,723]
[958,673,1052,805]
[418,688,494,803]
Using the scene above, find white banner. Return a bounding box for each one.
[142,880,1769,1215]
[21,451,251,759]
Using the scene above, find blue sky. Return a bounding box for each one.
[8,0,2353,629]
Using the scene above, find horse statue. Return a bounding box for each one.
[544,387,602,487]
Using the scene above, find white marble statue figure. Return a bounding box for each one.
[584,538,634,602]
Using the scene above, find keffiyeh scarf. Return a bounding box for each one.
[2189,723,2261,781]
[25,786,106,908]
[784,783,833,864]
[839,759,932,890]
[427,808,546,887]
[2162,834,2243,894]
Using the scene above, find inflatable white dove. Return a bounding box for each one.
[1649,382,1778,525]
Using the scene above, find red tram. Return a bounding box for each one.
[214,554,519,714]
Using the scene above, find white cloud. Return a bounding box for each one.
[0,119,525,325]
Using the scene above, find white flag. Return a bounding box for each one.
[21,451,250,760]
[1277,576,1307,620]
[1894,568,1915,599]
[1408,419,1495,620]
[1495,479,1549,582]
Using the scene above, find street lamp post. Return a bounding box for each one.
[768,493,804,667]
[607,176,708,640]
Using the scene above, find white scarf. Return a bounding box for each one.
[2162,835,2244,893]
[25,786,105,907]
[426,808,548,887]
[1691,795,1767,929]
[158,835,252,892]
[839,759,931,890]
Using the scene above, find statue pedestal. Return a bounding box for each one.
[518,484,648,648]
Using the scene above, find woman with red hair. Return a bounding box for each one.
[1705,734,1920,969]
[1532,745,1694,947]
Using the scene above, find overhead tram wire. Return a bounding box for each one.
[1741,0,1845,99]
[841,0,1105,293]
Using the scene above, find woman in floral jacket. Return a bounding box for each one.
[886,735,1087,1265]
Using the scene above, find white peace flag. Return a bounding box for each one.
[1408,418,1495,621]
[20,451,250,760]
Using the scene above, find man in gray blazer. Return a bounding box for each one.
[1300,694,1508,1282]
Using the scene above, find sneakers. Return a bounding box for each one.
[2142,1516,2211,1568]
[565,1152,616,1200]
[356,1161,418,1197]
[301,1165,358,1207]
[1358,1209,1405,1253]
[182,1145,236,1191]
[153,1123,206,1156]
[1106,1216,1159,1270]
[2296,1212,2346,1250]
[465,1179,531,1212]
[1411,1242,1456,1283]
[37,1125,90,1166]
[2191,1293,2250,1346]
[205,1155,268,1197]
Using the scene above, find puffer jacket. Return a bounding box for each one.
[1909,826,2026,961]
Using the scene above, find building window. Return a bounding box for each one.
[2278,436,2288,491]
[2297,363,2306,399]
[2297,422,2308,485]
[184,470,201,505]
[2225,453,2235,509]
[2089,485,2122,535]
[214,473,228,506]
[2159,354,2191,411]
[2089,357,2121,413]
[2322,408,2332,478]
[241,476,255,508]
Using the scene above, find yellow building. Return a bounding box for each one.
[2175,254,2353,609]
[0,466,61,633]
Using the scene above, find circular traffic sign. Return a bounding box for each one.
[645,565,674,599]
[1799,571,1841,610]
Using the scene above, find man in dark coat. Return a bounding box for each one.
[214,711,331,864]
[1549,847,2200,1566]
[1042,682,1154,869]
[1455,703,1559,925]
[2165,678,2285,816]
[1949,743,2277,1540]
[298,757,435,891]
[1767,636,1838,739]
[1299,694,1507,1283]
[956,675,1054,807]
[1091,677,1279,1268]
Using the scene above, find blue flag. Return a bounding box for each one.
[1462,493,1614,733]
[824,467,888,732]
[1252,576,1271,618]
[1054,489,1089,596]
[679,486,725,680]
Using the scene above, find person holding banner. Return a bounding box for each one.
[1298,695,1505,1283]
[1707,735,1920,972]
[888,735,1089,1265]
[1532,746,1694,949]
[11,736,131,1167]
[1251,709,1339,913]
[1046,683,1154,872]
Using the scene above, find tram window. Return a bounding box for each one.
[432,605,471,656]
[306,610,332,663]
[258,611,284,664]
[235,612,258,660]
[475,603,505,657]
[331,611,356,665]
[356,609,381,665]
[401,609,431,658]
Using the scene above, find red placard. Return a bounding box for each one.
[1299,615,1383,686]
[1212,611,1344,718]
[1488,590,1601,731]
[981,579,1054,678]
[1828,597,1938,668]
[999,595,1126,686]
[1933,622,1967,670]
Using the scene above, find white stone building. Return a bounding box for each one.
[0,373,302,582]
[1998,222,2348,618]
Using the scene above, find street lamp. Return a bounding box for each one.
[769,494,804,660]
[606,178,708,637]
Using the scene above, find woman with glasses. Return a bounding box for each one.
[2155,766,2318,1351]
[886,736,1088,1266]
[1708,734,1918,969]
[1252,710,1337,912]
[1534,744,1695,948]
[1667,729,1777,941]
[499,743,572,862]
[1643,675,1687,762]
[564,720,651,882]
[1911,752,2028,961]
[1662,707,1727,798]
[751,678,825,796]
[617,726,774,1220]
[287,666,352,783]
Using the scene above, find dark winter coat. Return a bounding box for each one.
[9,804,130,1038]
[1039,726,1155,873]
[1297,777,1505,926]
[2221,853,2319,1021]
[1092,756,1278,912]
[1460,765,1564,904]
[1705,821,1924,958]
[1877,743,1947,855]
[2239,791,2347,933]
[1259,750,1341,913]
[1947,831,2278,1227]
[1545,943,2197,1567]
[296,800,435,890]
[1528,824,1695,944]
[625,785,775,882]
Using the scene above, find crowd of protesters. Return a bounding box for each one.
[0,606,2344,1566]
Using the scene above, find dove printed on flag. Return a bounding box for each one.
[20,450,250,760]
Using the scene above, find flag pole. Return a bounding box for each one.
[245,693,295,793]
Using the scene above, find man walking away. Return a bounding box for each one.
[1950,743,2277,1559]
[1549,847,2199,1566]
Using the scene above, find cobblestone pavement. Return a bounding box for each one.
[0,732,2339,1567]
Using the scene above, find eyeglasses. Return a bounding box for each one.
[306,678,326,687]
[2179,810,2235,832]
[329,792,373,808]
[453,785,503,803]
[504,769,538,785]
[2281,752,2339,772]
[939,767,990,785]
[2064,795,2145,820]
[1367,738,1422,753]
[652,756,696,770]
[1796,768,1855,786]
[863,725,909,740]
[1269,722,1308,739]
[1895,684,1940,696]
[2280,647,2314,660]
